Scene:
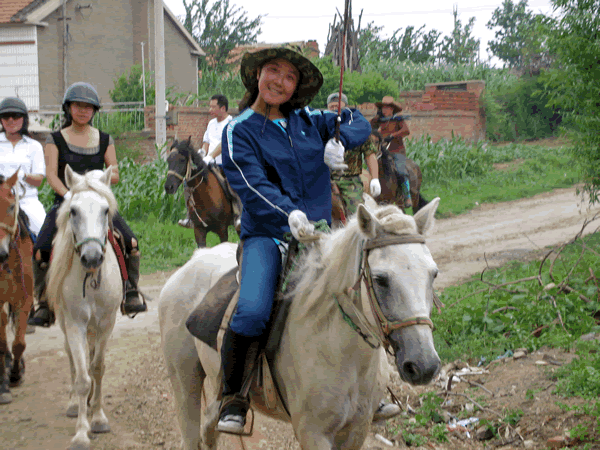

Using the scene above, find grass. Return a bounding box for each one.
[414,139,580,217]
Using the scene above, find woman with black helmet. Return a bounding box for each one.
[28,82,146,328]
[212,45,371,434]
[0,97,46,236]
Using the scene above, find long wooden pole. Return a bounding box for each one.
[335,0,350,141]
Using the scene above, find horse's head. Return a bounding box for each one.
[0,171,18,262]
[64,165,115,271]
[165,136,206,194]
[355,198,441,385]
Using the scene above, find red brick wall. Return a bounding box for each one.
[144,105,212,151]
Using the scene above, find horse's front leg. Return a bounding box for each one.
[0,308,11,404]
[9,298,31,386]
[88,327,112,434]
[194,226,208,248]
[63,321,93,450]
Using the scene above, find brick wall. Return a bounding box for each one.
[360,80,486,143]
[144,105,212,151]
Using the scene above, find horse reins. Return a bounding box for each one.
[0,185,28,298]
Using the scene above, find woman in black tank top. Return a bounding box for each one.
[29,82,147,328]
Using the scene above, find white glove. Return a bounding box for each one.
[63,191,72,201]
[324,138,347,171]
[370,178,381,198]
[198,148,207,157]
[288,210,314,241]
[203,155,214,165]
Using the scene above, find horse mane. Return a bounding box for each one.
[46,173,118,311]
[290,204,418,322]
[175,138,206,172]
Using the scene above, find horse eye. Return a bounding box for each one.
[373,274,390,289]
[7,205,14,213]
[70,208,77,217]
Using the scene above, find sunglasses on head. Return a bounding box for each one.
[0,113,25,120]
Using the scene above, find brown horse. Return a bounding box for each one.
[0,170,34,404]
[165,137,239,247]
[376,142,429,213]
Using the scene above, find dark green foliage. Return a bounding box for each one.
[109,65,155,105]
[183,0,262,71]
[541,0,600,203]
[309,56,399,108]
[485,73,562,141]
[486,0,537,68]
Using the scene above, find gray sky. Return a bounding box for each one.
[163,0,557,66]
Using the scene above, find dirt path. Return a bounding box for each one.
[1,187,599,450]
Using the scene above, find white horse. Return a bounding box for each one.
[160,198,441,450]
[46,165,123,450]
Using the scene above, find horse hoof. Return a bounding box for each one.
[91,422,111,433]
[67,442,90,450]
[9,376,23,388]
[0,392,12,404]
[66,404,79,417]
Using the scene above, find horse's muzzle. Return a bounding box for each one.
[164,176,181,195]
[390,327,441,385]
[80,248,104,270]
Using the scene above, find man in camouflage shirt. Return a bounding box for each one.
[327,93,381,216]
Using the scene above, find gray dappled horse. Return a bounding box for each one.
[159,198,442,450]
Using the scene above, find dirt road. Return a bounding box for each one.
[1,187,598,450]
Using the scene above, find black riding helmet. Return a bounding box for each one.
[0,97,30,135]
[62,82,100,126]
[0,97,28,116]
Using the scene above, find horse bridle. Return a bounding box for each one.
[166,149,209,227]
[0,186,20,239]
[341,233,438,351]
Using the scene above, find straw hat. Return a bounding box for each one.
[240,44,323,109]
[375,96,403,113]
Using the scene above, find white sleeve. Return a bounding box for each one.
[203,121,212,144]
[29,141,46,176]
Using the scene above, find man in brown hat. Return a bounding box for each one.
[370,96,411,209]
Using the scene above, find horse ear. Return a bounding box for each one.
[6,169,19,188]
[356,204,377,239]
[99,166,113,186]
[187,135,192,145]
[414,197,439,236]
[64,164,83,189]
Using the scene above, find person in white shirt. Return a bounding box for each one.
[200,94,232,167]
[0,97,46,236]
[179,94,233,228]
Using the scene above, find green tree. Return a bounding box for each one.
[182,0,262,71]
[109,65,155,105]
[438,6,480,64]
[487,0,534,67]
[358,21,441,65]
[542,0,600,202]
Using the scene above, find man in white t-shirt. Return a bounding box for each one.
[200,94,232,167]
[179,95,232,228]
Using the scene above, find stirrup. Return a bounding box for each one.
[27,304,55,327]
[216,394,254,436]
[121,286,147,317]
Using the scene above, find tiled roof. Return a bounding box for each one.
[0,0,34,24]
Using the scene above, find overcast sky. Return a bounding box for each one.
[163,0,558,66]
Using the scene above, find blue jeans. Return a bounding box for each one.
[391,152,408,177]
[229,236,283,337]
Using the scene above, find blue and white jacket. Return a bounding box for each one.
[222,107,371,240]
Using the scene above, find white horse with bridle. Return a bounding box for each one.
[46,165,123,450]
[160,198,442,450]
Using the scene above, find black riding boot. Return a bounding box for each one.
[217,328,255,435]
[122,251,147,315]
[27,259,54,327]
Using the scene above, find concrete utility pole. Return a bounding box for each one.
[141,42,146,107]
[154,0,166,150]
[62,0,68,95]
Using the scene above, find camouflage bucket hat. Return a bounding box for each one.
[240,45,323,109]
[63,82,100,108]
[0,97,28,116]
